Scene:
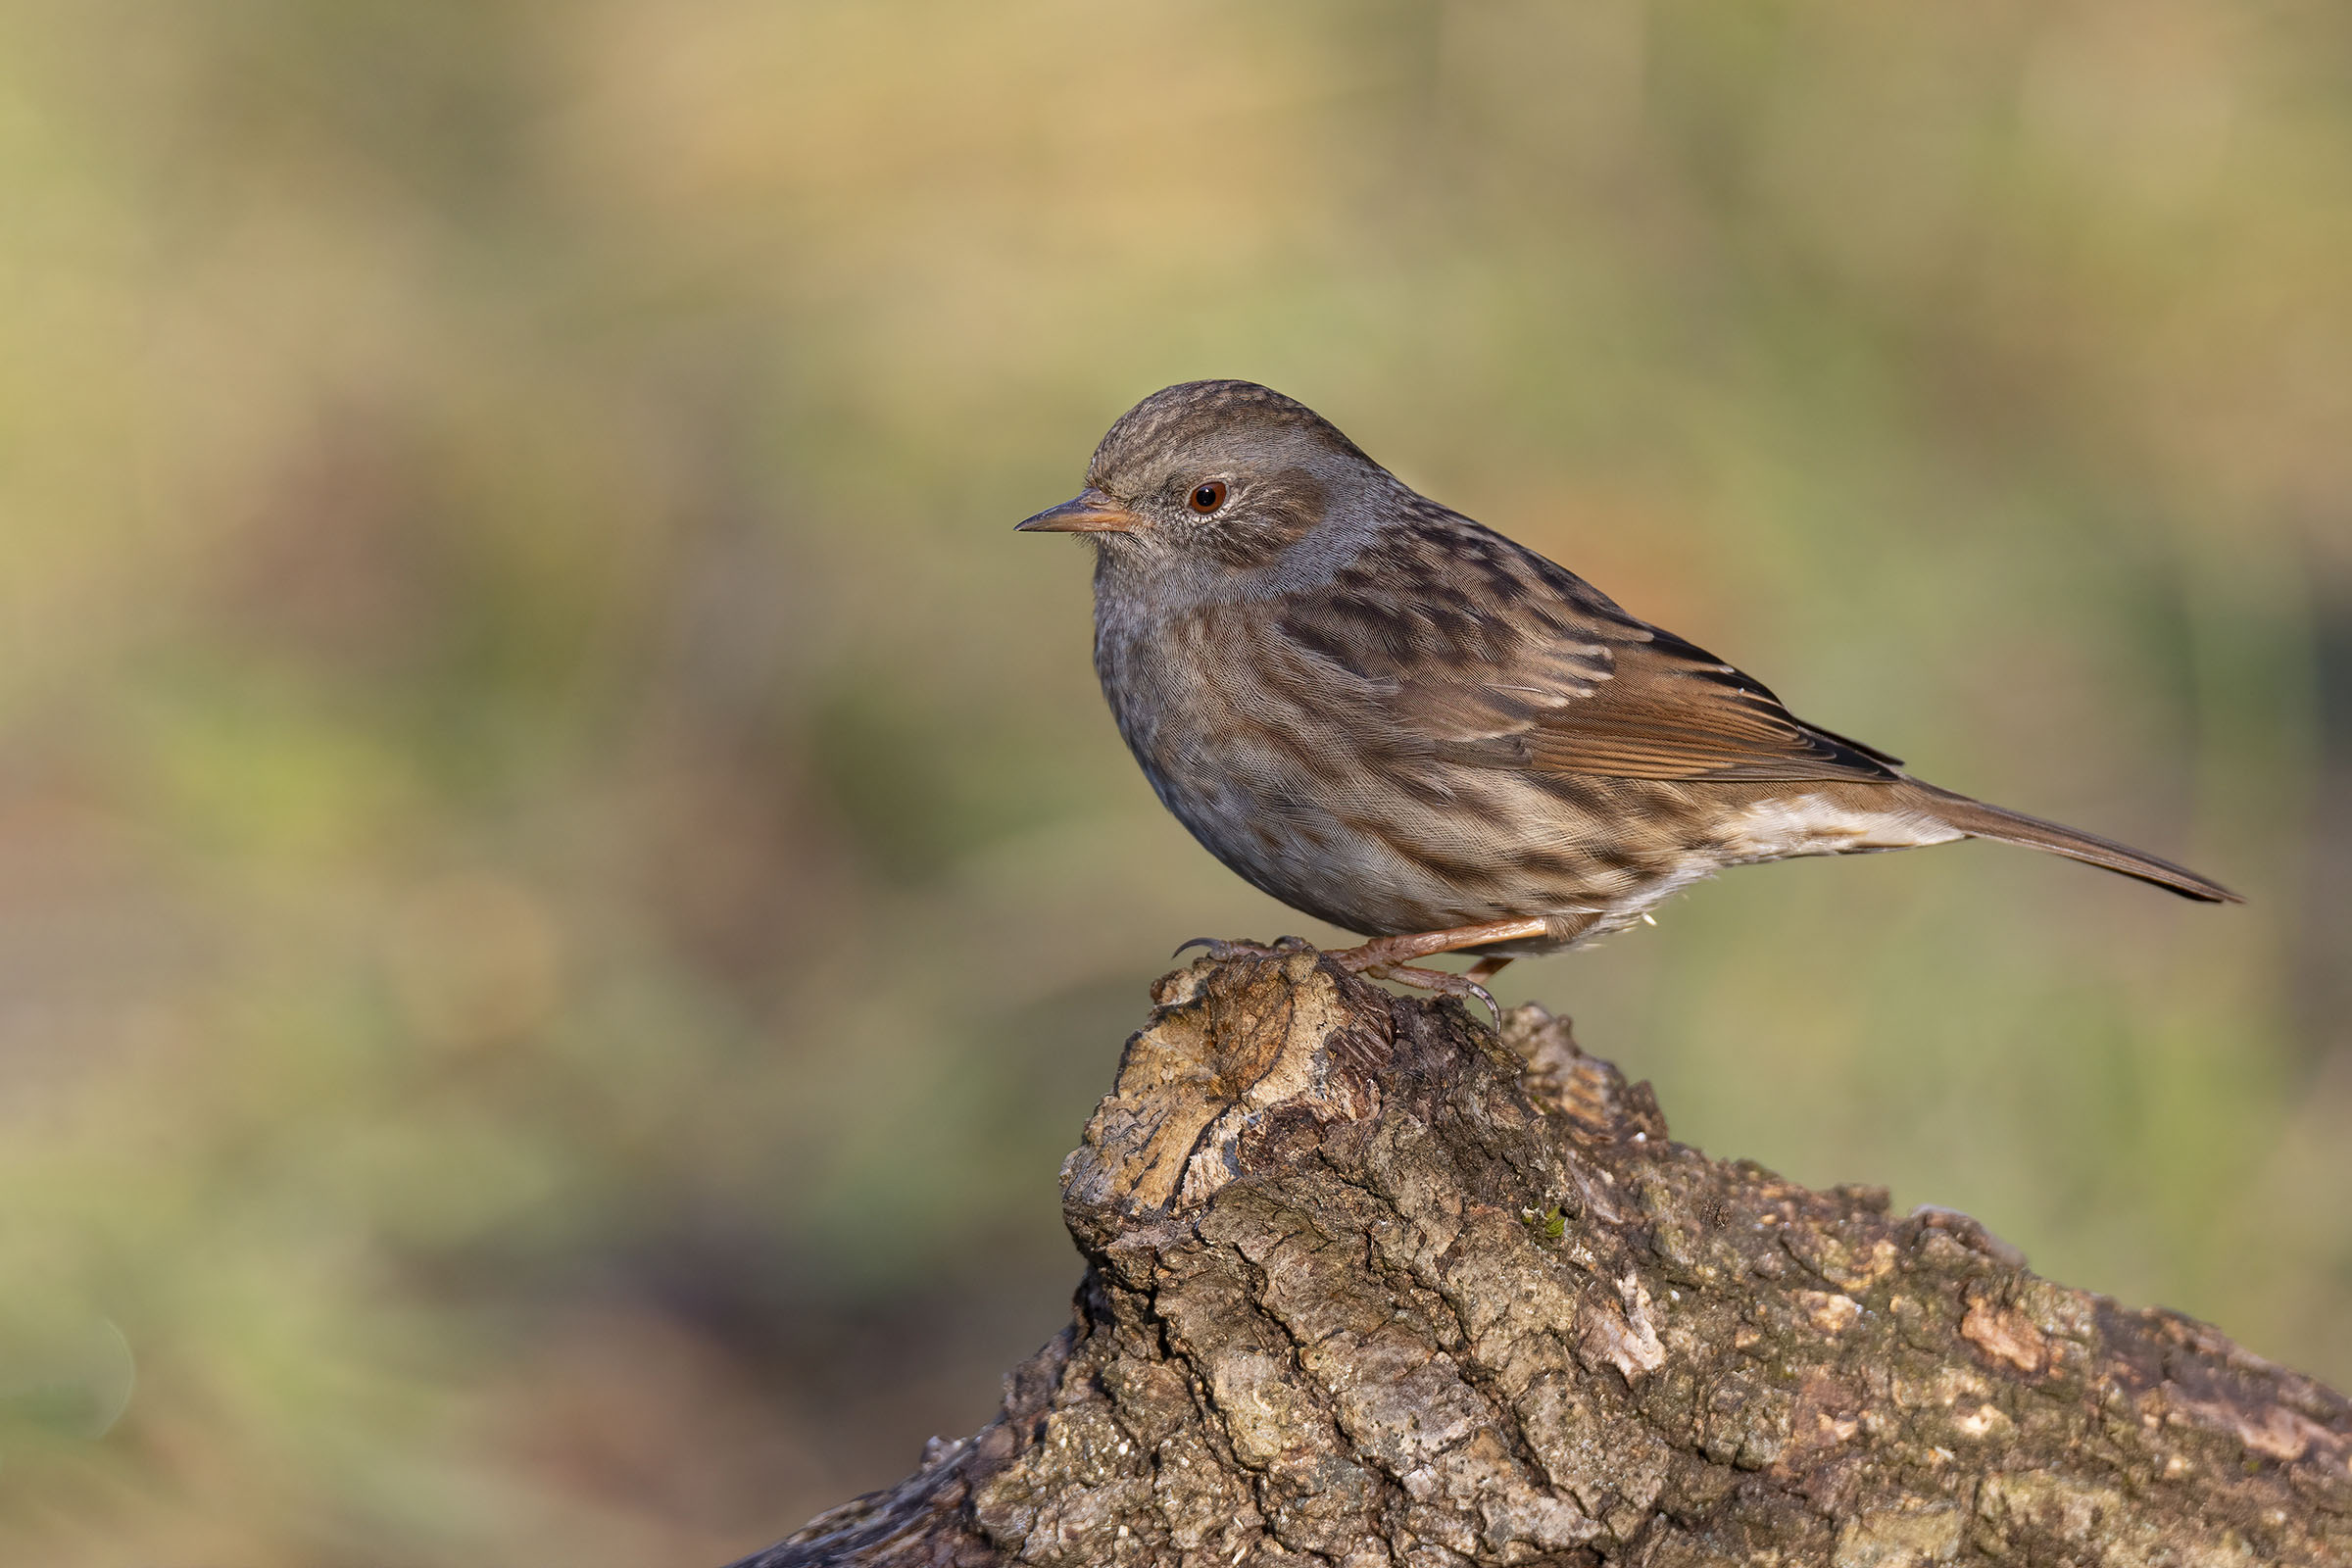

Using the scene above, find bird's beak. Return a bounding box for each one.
[1015,488,1144,534]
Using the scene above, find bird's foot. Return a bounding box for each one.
[1174,930,1508,1025]
[1171,935,1313,961]
[1349,961,1501,1028]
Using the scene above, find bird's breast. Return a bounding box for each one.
[1087,603,1671,938]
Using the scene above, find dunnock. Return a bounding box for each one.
[1019,380,2236,1010]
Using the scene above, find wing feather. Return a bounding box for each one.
[1272,516,1900,784]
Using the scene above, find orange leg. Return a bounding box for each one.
[1328,916,1551,974]
[1325,917,1553,1026]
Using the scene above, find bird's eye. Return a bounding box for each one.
[1188,480,1228,514]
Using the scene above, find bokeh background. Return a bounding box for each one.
[2,1,2348,1562]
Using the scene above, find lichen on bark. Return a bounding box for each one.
[737,949,2352,1567]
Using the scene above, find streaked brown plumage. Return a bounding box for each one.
[1019,380,2237,1007]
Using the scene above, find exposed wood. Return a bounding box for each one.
[735,948,2352,1567]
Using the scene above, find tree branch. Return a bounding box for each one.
[735,948,2352,1566]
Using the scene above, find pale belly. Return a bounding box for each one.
[1124,709,1697,946]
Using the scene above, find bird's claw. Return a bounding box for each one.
[1359,962,1502,1029]
[1173,938,1498,1025]
[1173,934,1319,963]
[1172,936,1295,961]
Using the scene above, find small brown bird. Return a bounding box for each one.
[1019,380,2237,1011]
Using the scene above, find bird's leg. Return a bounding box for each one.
[1328,917,1551,974]
[1320,917,1552,1027]
[1178,921,1544,1022]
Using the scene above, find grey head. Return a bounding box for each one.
[1017,380,1401,606]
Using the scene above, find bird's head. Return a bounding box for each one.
[1017,381,1392,584]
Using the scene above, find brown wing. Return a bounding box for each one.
[1507,623,1901,780]
[1272,515,1903,784]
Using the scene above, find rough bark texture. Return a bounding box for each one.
[738,948,2352,1567]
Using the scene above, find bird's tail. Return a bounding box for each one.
[1913,786,2241,904]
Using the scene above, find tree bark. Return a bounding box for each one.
[735,947,2352,1567]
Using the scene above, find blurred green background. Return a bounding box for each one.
[1,1,2347,1562]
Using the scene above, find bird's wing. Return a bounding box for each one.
[1503,622,1901,780]
[1271,518,1902,783]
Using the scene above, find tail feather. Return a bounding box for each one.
[1917,788,2242,904]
